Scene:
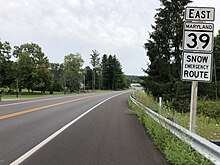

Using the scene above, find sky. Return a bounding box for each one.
[0,0,219,76]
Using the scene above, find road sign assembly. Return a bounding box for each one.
[182,7,214,82]
[182,6,215,133]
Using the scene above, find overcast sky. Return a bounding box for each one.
[0,0,219,75]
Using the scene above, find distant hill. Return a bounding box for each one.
[127,75,142,83]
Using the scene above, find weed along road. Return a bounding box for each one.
[0,91,167,165]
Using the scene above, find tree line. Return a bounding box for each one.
[0,42,130,95]
[143,0,220,112]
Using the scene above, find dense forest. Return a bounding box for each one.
[143,0,220,112]
[0,42,130,94]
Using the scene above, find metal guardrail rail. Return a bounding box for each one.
[130,95,220,165]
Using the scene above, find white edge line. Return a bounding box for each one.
[10,93,123,165]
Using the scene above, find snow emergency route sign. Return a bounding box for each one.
[181,52,212,82]
[183,22,214,52]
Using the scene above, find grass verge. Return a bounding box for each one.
[133,92,220,140]
[128,98,213,165]
[1,91,65,99]
[1,90,113,99]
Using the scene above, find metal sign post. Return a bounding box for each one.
[182,6,215,133]
[189,81,198,132]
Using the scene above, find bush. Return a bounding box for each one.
[197,100,220,120]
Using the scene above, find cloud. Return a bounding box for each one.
[0,0,174,75]
[1,0,156,46]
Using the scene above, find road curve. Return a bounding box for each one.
[0,91,167,165]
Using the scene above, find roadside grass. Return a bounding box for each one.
[133,92,220,140]
[1,89,114,99]
[1,91,65,99]
[128,98,213,165]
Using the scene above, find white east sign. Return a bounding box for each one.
[181,52,212,82]
[185,7,215,21]
[183,22,214,52]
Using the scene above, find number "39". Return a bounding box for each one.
[186,33,210,49]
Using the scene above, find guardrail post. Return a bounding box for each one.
[158,97,162,113]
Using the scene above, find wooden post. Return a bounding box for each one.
[189,81,198,132]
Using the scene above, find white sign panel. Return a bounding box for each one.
[185,7,215,21]
[183,22,214,52]
[181,52,212,82]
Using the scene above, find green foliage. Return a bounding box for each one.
[143,0,220,112]
[64,53,84,92]
[84,66,93,89]
[90,50,100,69]
[134,92,158,111]
[101,54,109,90]
[214,31,220,84]
[127,75,141,83]
[13,43,50,92]
[206,30,220,100]
[164,136,211,165]
[0,40,16,89]
[134,91,220,140]
[49,63,64,91]
[128,98,213,165]
[197,100,220,120]
[90,50,100,90]
[171,81,191,113]
[100,54,129,90]
[143,0,192,112]
[0,39,128,93]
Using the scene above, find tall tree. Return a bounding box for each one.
[111,55,123,90]
[90,50,100,90]
[0,40,16,89]
[211,30,220,99]
[187,30,220,101]
[101,54,109,90]
[13,44,35,91]
[101,54,128,90]
[84,66,93,89]
[13,43,50,92]
[107,55,114,90]
[144,0,192,112]
[64,53,84,92]
[214,30,220,81]
[49,63,65,92]
[33,45,50,93]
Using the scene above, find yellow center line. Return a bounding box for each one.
[0,95,99,120]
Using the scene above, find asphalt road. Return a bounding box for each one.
[0,91,167,165]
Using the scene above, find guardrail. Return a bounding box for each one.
[130,95,220,165]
